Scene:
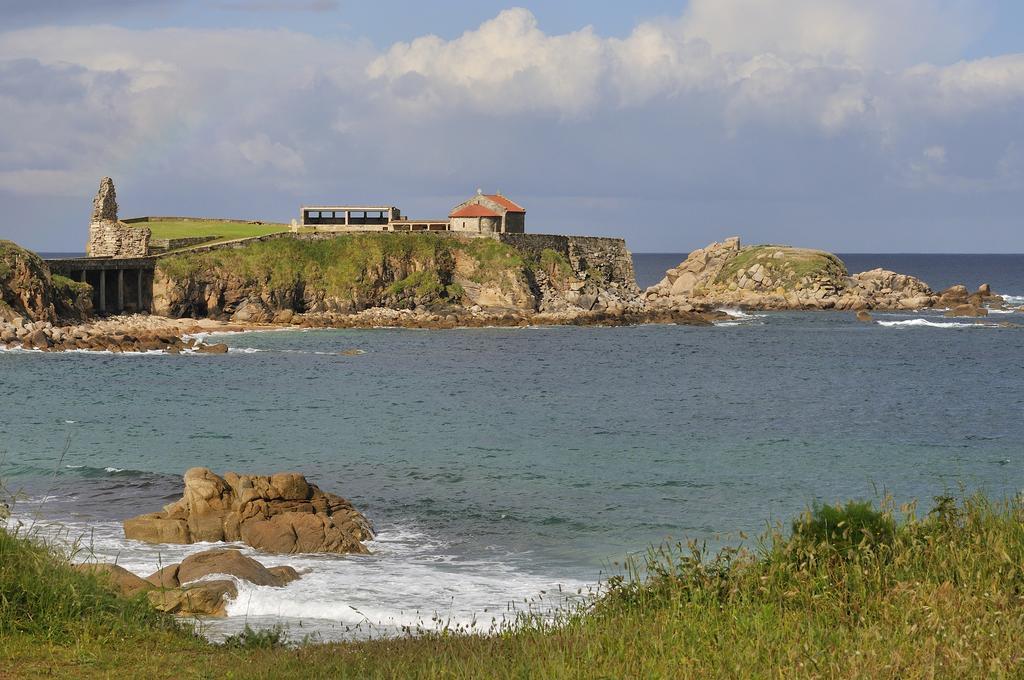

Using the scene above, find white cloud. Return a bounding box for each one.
[0,2,1022,250]
[924,146,947,163]
[237,134,306,175]
[367,8,607,117]
[679,0,980,67]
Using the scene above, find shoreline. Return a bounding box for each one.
[4,303,1021,354]
[0,307,735,353]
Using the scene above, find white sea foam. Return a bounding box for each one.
[876,318,988,329]
[1003,295,1024,305]
[715,308,767,319]
[8,515,593,643]
[183,327,296,343]
[714,308,766,327]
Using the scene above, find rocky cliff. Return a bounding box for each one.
[0,240,92,323]
[153,233,643,322]
[646,238,941,311]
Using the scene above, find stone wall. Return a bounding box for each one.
[498,233,640,295]
[87,221,151,258]
[85,178,151,258]
[148,236,221,254]
[450,216,502,233]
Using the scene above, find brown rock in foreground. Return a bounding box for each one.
[73,563,153,597]
[148,579,238,617]
[139,548,302,617]
[124,467,373,555]
[145,548,300,589]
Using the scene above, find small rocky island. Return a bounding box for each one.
[645,237,1010,315]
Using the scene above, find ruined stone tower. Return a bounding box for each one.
[91,176,119,223]
[86,177,150,257]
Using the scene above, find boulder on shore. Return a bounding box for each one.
[77,549,301,618]
[124,467,373,555]
[138,548,303,616]
[147,579,238,617]
[142,548,302,590]
[73,563,153,597]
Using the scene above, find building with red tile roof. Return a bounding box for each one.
[448,190,526,234]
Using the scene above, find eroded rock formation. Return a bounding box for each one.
[0,240,92,323]
[647,238,943,311]
[86,177,151,258]
[124,467,373,555]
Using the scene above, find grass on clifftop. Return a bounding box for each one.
[130,219,288,243]
[5,493,1024,678]
[715,245,849,289]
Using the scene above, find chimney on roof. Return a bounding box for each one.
[496,189,502,196]
[476,188,482,195]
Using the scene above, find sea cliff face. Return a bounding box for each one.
[152,233,643,322]
[0,240,92,323]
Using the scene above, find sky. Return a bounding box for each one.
[1,0,1023,252]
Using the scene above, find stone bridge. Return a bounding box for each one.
[45,256,156,314]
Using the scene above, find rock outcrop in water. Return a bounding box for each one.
[646,238,948,311]
[124,468,373,555]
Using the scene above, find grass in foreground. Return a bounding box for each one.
[131,220,288,243]
[4,494,1024,678]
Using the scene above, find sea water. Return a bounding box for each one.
[3,254,1024,641]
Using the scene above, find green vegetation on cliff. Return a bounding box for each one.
[715,245,848,290]
[5,493,1024,678]
[0,240,92,322]
[157,234,544,312]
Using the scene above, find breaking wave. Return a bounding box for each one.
[7,514,593,643]
[876,318,990,329]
